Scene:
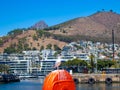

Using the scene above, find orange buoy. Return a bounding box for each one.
[42,70,76,90]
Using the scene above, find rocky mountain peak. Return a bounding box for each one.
[31,20,48,30]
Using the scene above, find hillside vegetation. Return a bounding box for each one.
[0,10,120,53]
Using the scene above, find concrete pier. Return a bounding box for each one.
[72,73,120,84]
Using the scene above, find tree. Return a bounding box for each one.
[37,30,45,38]
[4,46,17,54]
[32,47,37,50]
[110,9,113,12]
[54,45,61,51]
[0,39,3,46]
[24,43,31,50]
[0,64,9,73]
[89,53,95,73]
[7,29,23,36]
[46,44,52,49]
[40,46,44,51]
[33,34,38,41]
[61,58,88,73]
[102,9,105,12]
[97,60,115,70]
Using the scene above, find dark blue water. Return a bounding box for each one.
[0,79,43,90]
[0,79,120,90]
[76,83,120,90]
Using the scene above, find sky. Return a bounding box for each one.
[0,0,120,36]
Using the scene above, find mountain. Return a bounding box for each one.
[0,11,120,53]
[30,21,48,30]
[48,11,120,43]
[0,30,67,53]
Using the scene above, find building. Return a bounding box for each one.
[0,51,41,76]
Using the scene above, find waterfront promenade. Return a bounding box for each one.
[72,73,120,84]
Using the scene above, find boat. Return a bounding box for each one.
[0,74,20,83]
[19,74,39,80]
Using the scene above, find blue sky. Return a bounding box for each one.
[0,0,120,36]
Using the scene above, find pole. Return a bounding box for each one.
[112,29,115,61]
[95,47,97,73]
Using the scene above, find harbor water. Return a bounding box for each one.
[0,79,120,90]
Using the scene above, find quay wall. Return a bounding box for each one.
[72,73,120,84]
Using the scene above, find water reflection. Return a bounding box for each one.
[0,79,120,90]
[76,83,120,90]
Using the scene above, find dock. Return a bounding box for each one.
[72,73,120,84]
